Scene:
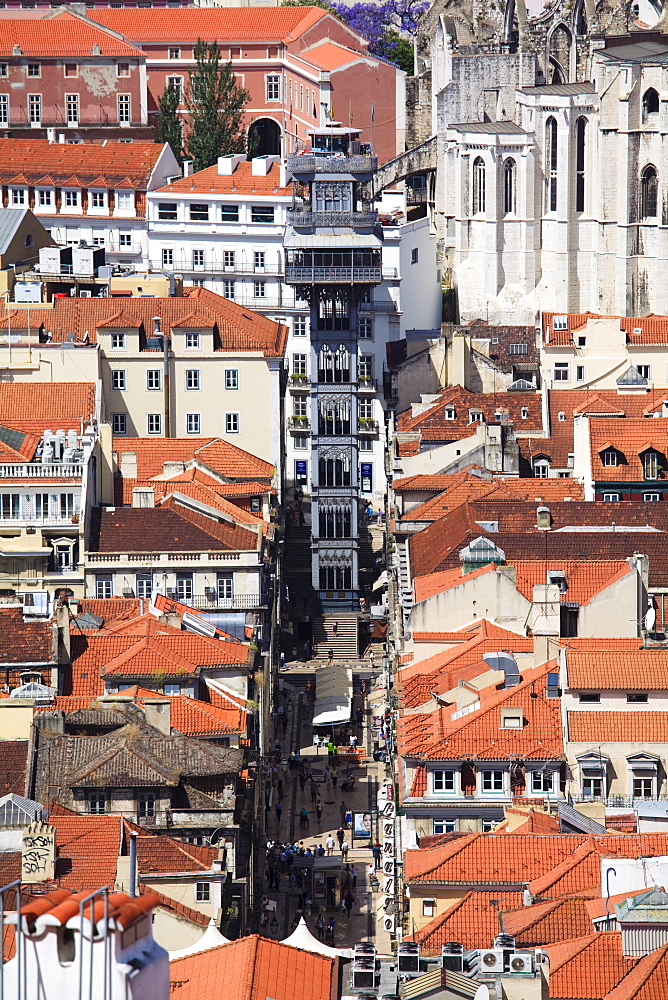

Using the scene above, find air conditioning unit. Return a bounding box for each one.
[509,953,534,974]
[352,961,375,990]
[398,943,420,972]
[479,950,504,973]
[441,943,464,972]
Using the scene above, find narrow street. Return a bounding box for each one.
[259,662,393,953]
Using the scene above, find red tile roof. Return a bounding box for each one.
[48,806,123,892]
[113,437,274,483]
[407,891,522,953]
[87,504,259,555]
[0,741,29,796]
[122,818,217,874]
[0,607,56,665]
[90,6,331,43]
[301,40,365,70]
[585,888,650,921]
[500,896,593,944]
[0,10,142,57]
[543,311,668,347]
[114,686,246,736]
[545,932,638,998]
[568,712,668,742]
[0,139,164,191]
[77,598,142,626]
[157,160,289,196]
[589,418,668,482]
[566,649,668,689]
[168,934,336,1000]
[144,886,210,929]
[603,940,668,1000]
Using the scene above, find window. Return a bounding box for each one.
[111,370,126,391]
[0,96,8,126]
[96,574,113,599]
[644,493,662,501]
[642,87,659,122]
[293,315,308,337]
[582,776,602,798]
[628,692,648,703]
[112,413,127,434]
[293,353,307,376]
[225,413,239,433]
[533,457,550,479]
[28,94,41,124]
[222,250,235,270]
[176,573,192,601]
[575,117,586,212]
[641,165,658,219]
[167,76,182,102]
[293,397,308,418]
[111,333,125,350]
[576,364,585,381]
[411,248,419,264]
[138,792,155,818]
[195,882,211,902]
[472,156,485,214]
[117,62,130,78]
[224,369,238,390]
[509,343,528,355]
[432,770,455,793]
[553,362,569,381]
[185,333,200,349]
[294,434,309,450]
[546,116,558,211]
[115,190,133,212]
[168,47,181,59]
[118,233,132,248]
[422,899,436,918]
[521,407,528,419]
[636,364,651,381]
[644,451,659,479]
[64,63,77,77]
[0,494,19,520]
[190,203,209,221]
[445,407,456,420]
[64,190,79,209]
[0,64,7,77]
[59,494,75,519]
[266,74,280,101]
[162,248,174,266]
[146,369,161,391]
[633,777,654,798]
[579,692,600,703]
[469,410,483,423]
[192,249,205,269]
[531,769,555,793]
[147,413,162,434]
[88,792,106,814]
[254,280,266,298]
[433,820,456,834]
[216,572,233,601]
[504,157,516,214]
[186,413,201,434]
[37,189,53,208]
[27,63,40,77]
[602,449,618,467]
[221,204,239,222]
[185,369,200,391]
[136,573,152,598]
[158,202,178,221]
[11,189,25,206]
[481,770,504,792]
[65,93,79,125]
[602,492,620,501]
[358,317,372,339]
[90,190,106,210]
[251,206,274,223]
[254,251,265,272]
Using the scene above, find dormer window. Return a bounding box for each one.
[445,407,456,420]
[553,315,568,331]
[11,188,26,206]
[533,456,550,479]
[500,707,524,729]
[521,407,528,419]
[558,411,566,421]
[548,570,567,593]
[115,189,134,213]
[602,449,618,467]
[643,449,660,480]
[469,410,484,423]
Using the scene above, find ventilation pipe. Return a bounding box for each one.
[154,317,170,438]
[129,830,138,897]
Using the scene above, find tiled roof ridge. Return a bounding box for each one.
[602,940,668,1000]
[405,833,481,879]
[528,837,609,895]
[546,932,607,972]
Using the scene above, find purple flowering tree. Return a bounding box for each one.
[330,0,429,71]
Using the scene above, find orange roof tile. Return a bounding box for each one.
[590,418,668,482]
[90,6,331,43]
[113,437,274,483]
[117,685,246,736]
[566,649,668,689]
[585,888,651,921]
[568,712,668,742]
[543,311,668,347]
[0,11,142,57]
[168,935,336,1000]
[603,940,668,1000]
[396,386,543,446]
[0,139,163,190]
[500,896,593,944]
[302,40,365,70]
[545,933,638,999]
[407,891,522,954]
[156,160,289,196]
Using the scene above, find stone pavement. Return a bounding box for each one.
[260,666,394,955]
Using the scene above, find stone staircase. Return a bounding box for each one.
[313,613,359,659]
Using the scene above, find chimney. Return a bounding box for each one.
[132,487,155,508]
[182,160,194,177]
[120,451,138,479]
[533,633,559,666]
[251,155,280,176]
[142,696,171,736]
[536,506,552,530]
[22,820,56,882]
[217,154,244,175]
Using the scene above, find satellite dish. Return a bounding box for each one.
[404,631,412,640]
[645,606,656,631]
[474,987,490,1000]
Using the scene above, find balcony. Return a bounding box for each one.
[360,300,398,313]
[169,593,267,611]
[0,463,83,479]
[287,153,378,175]
[150,260,286,277]
[284,265,382,284]
[286,209,378,228]
[288,416,311,432]
[358,419,379,435]
[287,374,311,392]
[357,377,377,392]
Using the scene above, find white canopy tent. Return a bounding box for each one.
[168,919,229,960]
[311,663,353,727]
[282,917,354,959]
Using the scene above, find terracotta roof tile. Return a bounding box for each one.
[168,934,336,1000]
[0,139,163,191]
[143,886,209,928]
[396,386,543,445]
[113,437,274,483]
[498,895,592,944]
[545,933,638,999]
[566,649,668,689]
[157,160,289,196]
[603,940,668,1000]
[568,711,668,742]
[0,740,29,796]
[119,686,246,737]
[407,891,522,954]
[86,504,259,555]
[90,6,330,43]
[590,418,668,482]
[301,40,365,70]
[0,607,55,665]
[543,311,668,347]
[0,11,142,57]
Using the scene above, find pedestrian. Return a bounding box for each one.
[316,801,323,824]
[315,914,325,941]
[367,863,375,881]
[336,827,345,848]
[327,740,335,759]
[299,772,306,793]
[356,707,364,726]
[332,767,338,788]
[288,503,296,521]
[325,918,335,944]
[317,843,325,856]
[349,734,357,749]
[298,504,305,527]
[299,807,309,830]
[310,777,318,802]
[369,650,375,668]
[351,864,358,888]
[275,799,283,824]
[339,801,347,824]
[325,766,332,789]
[341,839,349,861]
[280,651,286,668]
[282,713,288,734]
[360,680,367,698]
[344,808,353,829]
[344,891,354,918]
[372,840,381,869]
[332,621,338,636]
[326,834,335,856]
[328,648,334,664]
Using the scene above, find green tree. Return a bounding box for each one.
[377,31,415,73]
[185,39,250,172]
[153,83,183,162]
[281,0,339,14]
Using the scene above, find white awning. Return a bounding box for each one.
[282,917,354,959]
[284,232,383,249]
[311,663,353,726]
[168,919,229,960]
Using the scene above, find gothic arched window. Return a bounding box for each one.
[472,156,486,214]
[641,164,658,219]
[503,158,516,215]
[545,116,558,212]
[575,117,587,213]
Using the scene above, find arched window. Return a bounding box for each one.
[642,88,659,123]
[472,156,486,214]
[575,117,586,213]
[545,117,558,212]
[641,164,658,219]
[503,158,516,215]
